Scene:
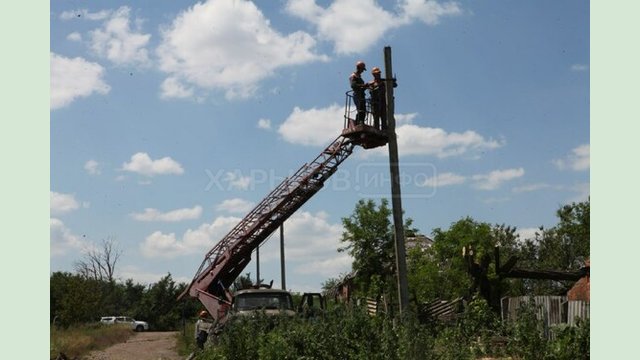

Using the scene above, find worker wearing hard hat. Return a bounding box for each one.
[195,310,212,349]
[368,67,385,130]
[368,66,397,131]
[349,61,368,125]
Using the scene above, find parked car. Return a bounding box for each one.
[100,316,149,332]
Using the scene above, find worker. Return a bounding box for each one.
[368,67,385,130]
[195,310,212,349]
[368,66,397,131]
[349,61,369,125]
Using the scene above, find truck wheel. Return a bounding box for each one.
[136,325,144,332]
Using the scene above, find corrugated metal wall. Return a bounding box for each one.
[501,296,589,338]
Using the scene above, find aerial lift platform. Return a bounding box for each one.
[179,91,389,325]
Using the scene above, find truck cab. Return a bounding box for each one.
[230,288,296,317]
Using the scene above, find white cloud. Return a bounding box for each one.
[286,0,462,55]
[156,0,327,100]
[553,144,589,171]
[50,53,110,110]
[512,183,552,193]
[224,171,252,190]
[365,123,503,158]
[60,9,112,21]
[259,211,348,271]
[50,218,85,256]
[396,125,503,158]
[398,0,463,25]
[286,0,397,55]
[395,112,418,125]
[472,168,525,190]
[516,227,541,242]
[278,105,501,158]
[121,152,184,177]
[51,191,81,215]
[257,118,272,130]
[67,32,82,42]
[421,172,466,187]
[89,6,151,67]
[130,206,203,222]
[278,104,344,146]
[117,265,191,285]
[160,77,194,99]
[84,160,101,175]
[140,216,241,258]
[570,64,589,72]
[216,198,255,214]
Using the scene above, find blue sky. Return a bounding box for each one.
[50,0,589,293]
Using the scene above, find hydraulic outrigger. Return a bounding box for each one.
[179,91,390,326]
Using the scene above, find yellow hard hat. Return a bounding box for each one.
[371,67,381,74]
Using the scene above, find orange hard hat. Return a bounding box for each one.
[356,61,366,70]
[371,67,381,74]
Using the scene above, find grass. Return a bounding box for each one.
[175,321,197,356]
[50,323,134,359]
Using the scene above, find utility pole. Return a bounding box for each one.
[384,46,409,313]
[280,224,286,290]
[256,246,260,286]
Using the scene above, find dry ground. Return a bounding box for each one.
[83,331,183,360]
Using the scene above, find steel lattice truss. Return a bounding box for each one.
[180,136,355,320]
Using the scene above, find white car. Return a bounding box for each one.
[100,316,149,332]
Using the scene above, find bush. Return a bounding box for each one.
[191,300,588,360]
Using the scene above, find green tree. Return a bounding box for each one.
[407,218,519,310]
[339,199,417,300]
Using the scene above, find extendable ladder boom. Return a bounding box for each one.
[180,136,356,321]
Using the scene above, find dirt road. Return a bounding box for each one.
[83,331,185,360]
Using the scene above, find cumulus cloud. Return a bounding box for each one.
[121,152,184,177]
[278,104,344,146]
[140,216,241,258]
[286,0,462,54]
[516,227,541,242]
[50,53,110,110]
[130,206,203,222]
[50,218,85,256]
[117,265,191,285]
[216,198,255,214]
[223,171,252,190]
[160,77,194,99]
[156,0,327,100]
[278,105,502,158]
[553,144,590,171]
[51,191,81,215]
[472,168,525,190]
[257,118,272,130]
[398,0,463,25]
[421,172,466,187]
[60,9,112,21]
[67,32,82,42]
[259,211,348,270]
[89,6,151,66]
[84,160,101,175]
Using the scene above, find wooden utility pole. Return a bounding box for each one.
[384,46,409,313]
[280,224,286,290]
